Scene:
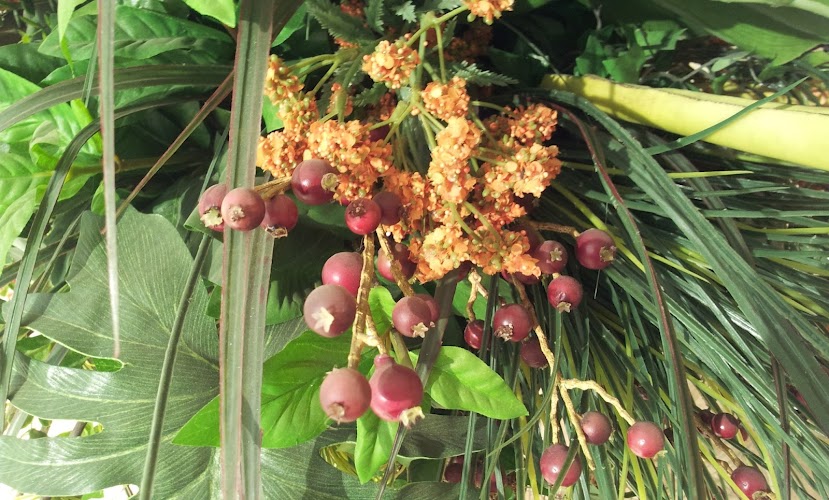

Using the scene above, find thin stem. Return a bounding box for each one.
[374,229,415,296]
[347,234,375,369]
[558,384,595,470]
[253,176,292,200]
[529,221,580,238]
[559,379,636,426]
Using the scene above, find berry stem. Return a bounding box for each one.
[364,312,389,356]
[465,270,487,321]
[558,379,636,426]
[253,176,292,199]
[389,330,414,370]
[529,221,579,238]
[347,234,376,370]
[558,383,596,471]
[375,229,415,297]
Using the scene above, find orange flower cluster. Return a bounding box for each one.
[264,55,302,104]
[427,117,480,204]
[327,83,354,117]
[362,39,420,89]
[422,77,470,120]
[463,0,514,24]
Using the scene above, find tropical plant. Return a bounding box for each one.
[0,0,827,499]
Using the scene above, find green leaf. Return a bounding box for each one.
[368,286,395,336]
[395,482,476,499]
[355,410,398,483]
[58,0,86,41]
[273,4,308,46]
[182,0,238,27]
[306,0,377,43]
[449,61,519,87]
[0,190,35,267]
[394,1,417,22]
[417,347,528,419]
[366,0,384,32]
[0,44,63,84]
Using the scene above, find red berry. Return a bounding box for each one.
[291,159,338,206]
[415,293,440,323]
[712,412,740,440]
[539,444,582,487]
[519,337,548,368]
[322,252,363,297]
[443,463,463,483]
[319,367,371,423]
[220,187,266,231]
[493,304,532,342]
[260,194,298,236]
[376,243,416,281]
[546,275,583,313]
[303,284,356,338]
[532,240,568,274]
[626,421,665,459]
[369,355,423,422]
[369,124,390,142]
[580,412,613,445]
[575,229,616,270]
[392,296,433,338]
[199,183,227,231]
[345,198,382,235]
[731,466,768,498]
[373,191,403,225]
[464,320,485,350]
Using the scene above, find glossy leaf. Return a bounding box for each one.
[368,286,395,336]
[183,0,238,27]
[354,410,398,483]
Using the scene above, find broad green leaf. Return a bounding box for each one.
[0,189,35,267]
[0,44,63,84]
[354,410,398,483]
[368,286,395,335]
[58,0,86,41]
[182,0,237,27]
[273,4,308,46]
[417,347,528,419]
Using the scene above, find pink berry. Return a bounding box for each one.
[345,198,382,235]
[415,293,440,323]
[369,124,390,142]
[319,367,371,423]
[539,444,582,487]
[532,240,568,274]
[626,421,665,459]
[731,466,768,498]
[220,187,266,231]
[493,304,532,342]
[519,337,548,368]
[322,252,363,297]
[369,355,423,422]
[373,191,403,225]
[376,243,416,281]
[392,296,433,338]
[303,284,356,338]
[464,320,485,350]
[443,463,463,483]
[580,411,613,445]
[546,275,583,313]
[260,194,298,236]
[575,229,616,270]
[291,158,338,206]
[712,412,740,440]
[199,183,227,231]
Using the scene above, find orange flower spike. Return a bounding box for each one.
[362,39,420,89]
[509,104,558,144]
[422,77,470,121]
[464,0,515,24]
[264,55,303,104]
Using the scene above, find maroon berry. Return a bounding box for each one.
[532,240,568,275]
[291,158,338,206]
[220,187,266,231]
[520,337,548,368]
[493,304,532,342]
[501,269,540,285]
[373,191,403,226]
[303,284,357,338]
[699,409,715,426]
[322,252,363,297]
[260,194,298,236]
[712,412,740,440]
[546,275,583,313]
[199,183,227,231]
[731,466,768,498]
[539,444,582,487]
[580,412,612,445]
[415,293,440,323]
[319,367,371,423]
[443,463,463,483]
[392,296,433,338]
[369,355,423,423]
[626,421,665,459]
[345,198,382,235]
[369,124,390,142]
[575,228,616,270]
[376,243,416,281]
[474,467,512,493]
[464,320,485,350]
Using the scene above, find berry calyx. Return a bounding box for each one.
[220,187,266,231]
[369,355,424,425]
[260,194,298,237]
[546,275,583,313]
[539,444,582,487]
[373,191,403,226]
[319,367,371,423]
[492,304,532,342]
[626,421,665,459]
[345,198,382,235]
[580,411,613,445]
[575,228,617,270]
[321,252,363,297]
[532,240,568,275]
[519,337,548,368]
[291,158,338,206]
[376,242,416,281]
[464,320,485,350]
[731,466,768,498]
[303,284,357,338]
[199,183,227,231]
[712,412,740,440]
[392,296,433,338]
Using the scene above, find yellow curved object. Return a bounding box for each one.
[542,74,829,171]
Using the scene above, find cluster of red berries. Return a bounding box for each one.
[198,184,298,236]
[700,409,769,498]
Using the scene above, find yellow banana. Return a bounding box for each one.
[542,74,829,171]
